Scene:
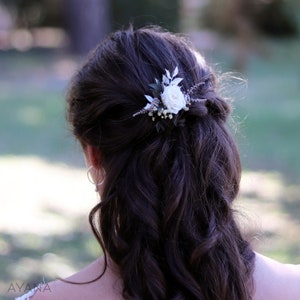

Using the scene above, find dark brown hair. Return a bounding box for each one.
[67,26,255,300]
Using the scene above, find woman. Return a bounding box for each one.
[19,26,300,300]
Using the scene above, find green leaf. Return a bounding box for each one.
[173,66,178,77]
[149,83,159,90]
[171,77,183,86]
[162,75,169,85]
[145,95,154,103]
[165,69,171,79]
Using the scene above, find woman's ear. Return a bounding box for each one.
[84,144,101,168]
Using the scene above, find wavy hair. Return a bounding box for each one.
[66,26,255,299]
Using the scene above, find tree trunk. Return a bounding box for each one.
[64,0,110,55]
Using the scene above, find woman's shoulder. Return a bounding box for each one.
[28,257,123,300]
[253,252,300,300]
[18,253,300,300]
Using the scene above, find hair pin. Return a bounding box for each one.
[133,66,206,121]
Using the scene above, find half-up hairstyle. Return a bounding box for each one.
[67,26,255,300]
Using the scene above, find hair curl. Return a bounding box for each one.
[66,26,255,300]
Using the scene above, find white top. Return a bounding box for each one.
[15,284,43,300]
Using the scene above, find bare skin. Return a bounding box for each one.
[253,253,300,300]
[30,256,122,300]
[29,146,300,299]
[29,253,300,300]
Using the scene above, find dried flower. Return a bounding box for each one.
[133,67,189,120]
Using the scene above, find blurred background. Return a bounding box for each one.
[0,0,299,298]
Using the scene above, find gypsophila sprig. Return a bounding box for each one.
[133,67,189,121]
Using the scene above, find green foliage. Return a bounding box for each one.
[251,0,298,36]
[202,0,298,37]
[111,0,179,31]
[1,0,179,32]
[1,0,63,28]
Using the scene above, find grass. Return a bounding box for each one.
[0,37,300,299]
[205,37,300,180]
[237,40,300,179]
[0,50,83,166]
[0,157,98,299]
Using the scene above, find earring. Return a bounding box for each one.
[97,168,106,186]
[87,165,95,184]
[87,166,106,192]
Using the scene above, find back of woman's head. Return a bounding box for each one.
[67,26,254,300]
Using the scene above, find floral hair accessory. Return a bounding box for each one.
[133,66,206,121]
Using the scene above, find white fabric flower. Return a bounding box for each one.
[161,85,186,114]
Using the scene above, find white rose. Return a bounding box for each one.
[161,85,186,114]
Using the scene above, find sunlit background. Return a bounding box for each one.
[1,0,300,298]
